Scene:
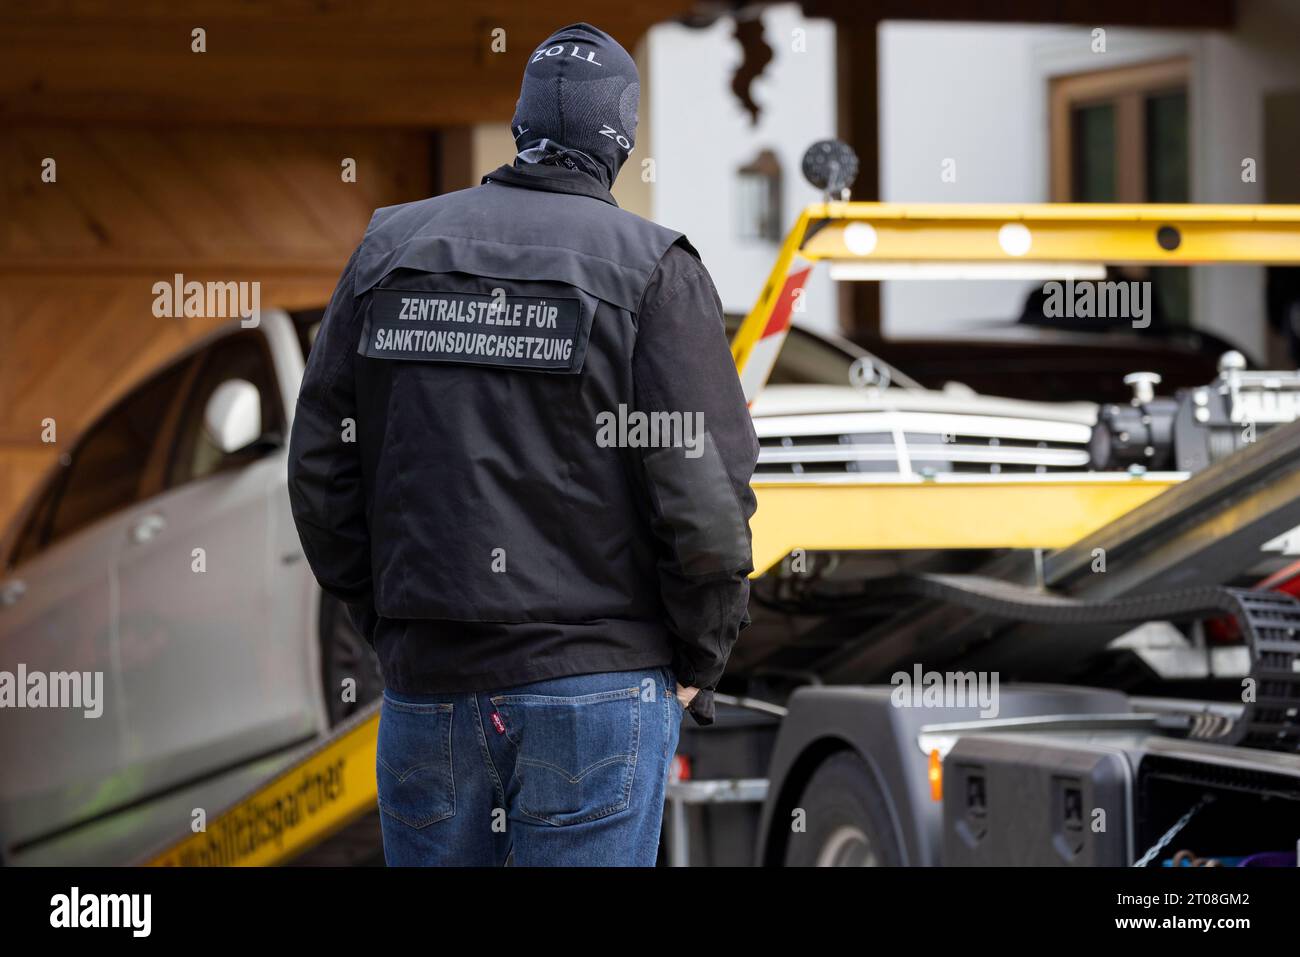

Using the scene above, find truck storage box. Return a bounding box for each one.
[943,734,1135,866]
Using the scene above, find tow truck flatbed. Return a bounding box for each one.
[144,197,1300,866]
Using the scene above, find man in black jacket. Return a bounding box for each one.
[288,22,757,866]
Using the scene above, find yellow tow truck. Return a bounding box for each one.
[148,142,1300,868]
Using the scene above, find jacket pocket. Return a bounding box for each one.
[491,686,640,826]
[376,695,455,828]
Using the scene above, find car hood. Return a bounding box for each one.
[750,384,1098,426]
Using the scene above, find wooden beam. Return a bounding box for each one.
[835,18,881,338]
[0,3,695,127]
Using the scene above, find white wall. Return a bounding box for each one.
[879,21,1056,338]
[879,2,1300,360]
[649,5,839,330]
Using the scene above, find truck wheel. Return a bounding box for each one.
[319,596,385,726]
[784,752,903,867]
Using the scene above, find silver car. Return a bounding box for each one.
[0,310,380,865]
[744,320,1097,479]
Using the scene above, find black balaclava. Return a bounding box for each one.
[511,23,639,190]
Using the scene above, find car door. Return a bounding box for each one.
[0,358,192,858]
[111,329,317,803]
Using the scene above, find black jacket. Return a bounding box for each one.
[287,162,758,724]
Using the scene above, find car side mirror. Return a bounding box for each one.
[203,379,263,455]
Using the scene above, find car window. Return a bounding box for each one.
[723,316,917,388]
[166,333,285,489]
[766,327,856,386]
[9,476,60,568]
[44,361,192,549]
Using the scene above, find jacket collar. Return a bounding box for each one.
[481,162,618,207]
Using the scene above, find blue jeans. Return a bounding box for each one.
[376,666,683,866]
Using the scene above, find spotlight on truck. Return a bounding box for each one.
[801,139,859,201]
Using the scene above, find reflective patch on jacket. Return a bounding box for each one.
[361,289,587,374]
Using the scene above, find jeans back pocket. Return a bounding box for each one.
[376,695,455,828]
[491,686,640,827]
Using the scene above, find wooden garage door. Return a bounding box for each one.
[0,125,433,531]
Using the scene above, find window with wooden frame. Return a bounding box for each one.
[1050,58,1191,326]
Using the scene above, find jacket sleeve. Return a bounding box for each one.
[632,242,759,725]
[287,247,379,645]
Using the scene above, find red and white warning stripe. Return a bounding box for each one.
[738,261,813,404]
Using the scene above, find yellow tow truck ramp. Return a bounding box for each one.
[731,201,1300,402]
[147,703,380,866]
[145,201,1300,865]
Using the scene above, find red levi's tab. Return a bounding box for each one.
[491,712,506,735]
